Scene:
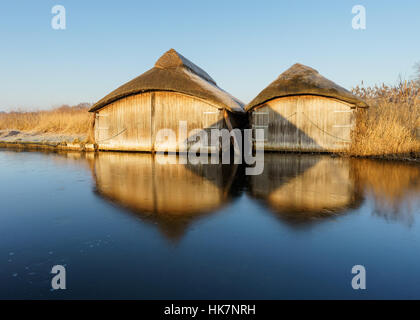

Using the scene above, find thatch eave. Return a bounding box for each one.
[89,49,245,114]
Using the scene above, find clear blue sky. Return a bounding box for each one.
[0,0,419,110]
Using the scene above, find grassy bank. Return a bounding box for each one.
[350,81,419,159]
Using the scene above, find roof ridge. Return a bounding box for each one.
[281,63,319,76]
[154,49,217,85]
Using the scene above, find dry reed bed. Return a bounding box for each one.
[351,82,420,159]
[0,103,92,136]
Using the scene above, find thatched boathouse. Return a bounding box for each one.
[246,64,368,152]
[89,49,244,152]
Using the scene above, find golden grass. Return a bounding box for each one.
[0,103,93,135]
[350,81,420,158]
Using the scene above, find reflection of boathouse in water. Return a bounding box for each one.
[85,150,419,235]
[248,154,363,224]
[90,152,241,240]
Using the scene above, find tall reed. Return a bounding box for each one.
[351,81,420,158]
[0,103,92,135]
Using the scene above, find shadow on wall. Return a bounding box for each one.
[249,99,355,152]
[181,106,323,153]
[266,107,322,151]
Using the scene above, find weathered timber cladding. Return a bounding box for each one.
[95,91,225,152]
[95,93,152,151]
[251,95,355,152]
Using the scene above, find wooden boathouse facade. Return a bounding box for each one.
[89,49,244,152]
[246,64,368,152]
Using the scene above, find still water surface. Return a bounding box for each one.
[0,150,419,299]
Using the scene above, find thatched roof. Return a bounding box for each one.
[245,63,368,111]
[89,49,244,113]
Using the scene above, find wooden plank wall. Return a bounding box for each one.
[96,93,152,151]
[251,95,355,152]
[153,91,224,152]
[94,91,224,152]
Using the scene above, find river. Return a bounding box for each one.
[0,150,419,299]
